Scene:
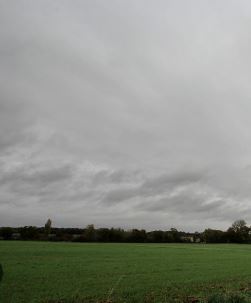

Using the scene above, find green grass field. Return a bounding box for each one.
[1,241,251,303]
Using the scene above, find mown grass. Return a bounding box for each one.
[1,242,251,302]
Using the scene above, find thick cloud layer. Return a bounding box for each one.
[1,1,251,231]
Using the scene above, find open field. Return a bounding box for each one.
[1,242,251,302]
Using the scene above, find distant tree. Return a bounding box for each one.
[127,229,146,242]
[169,228,181,242]
[44,219,52,235]
[226,220,250,243]
[84,224,96,241]
[0,227,13,240]
[203,229,226,243]
[109,228,124,242]
[147,230,164,243]
[163,231,173,243]
[231,220,247,232]
[20,226,39,240]
[96,228,110,242]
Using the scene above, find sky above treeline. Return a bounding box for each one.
[1,1,251,231]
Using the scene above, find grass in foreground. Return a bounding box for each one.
[1,242,251,302]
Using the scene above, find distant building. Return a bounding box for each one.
[180,235,194,243]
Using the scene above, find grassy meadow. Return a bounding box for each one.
[1,241,251,302]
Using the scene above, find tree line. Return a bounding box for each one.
[0,219,250,243]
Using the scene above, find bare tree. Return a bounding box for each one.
[231,219,247,232]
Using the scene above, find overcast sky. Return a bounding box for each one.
[1,1,251,231]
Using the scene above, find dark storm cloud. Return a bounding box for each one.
[1,1,251,230]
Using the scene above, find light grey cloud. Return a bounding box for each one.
[0,99,34,151]
[1,1,251,230]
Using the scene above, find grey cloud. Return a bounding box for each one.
[101,187,138,205]
[143,195,225,215]
[91,169,142,187]
[101,170,203,204]
[139,171,204,196]
[21,165,73,185]
[0,162,73,201]
[0,99,34,151]
[1,164,73,186]
[1,1,251,230]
